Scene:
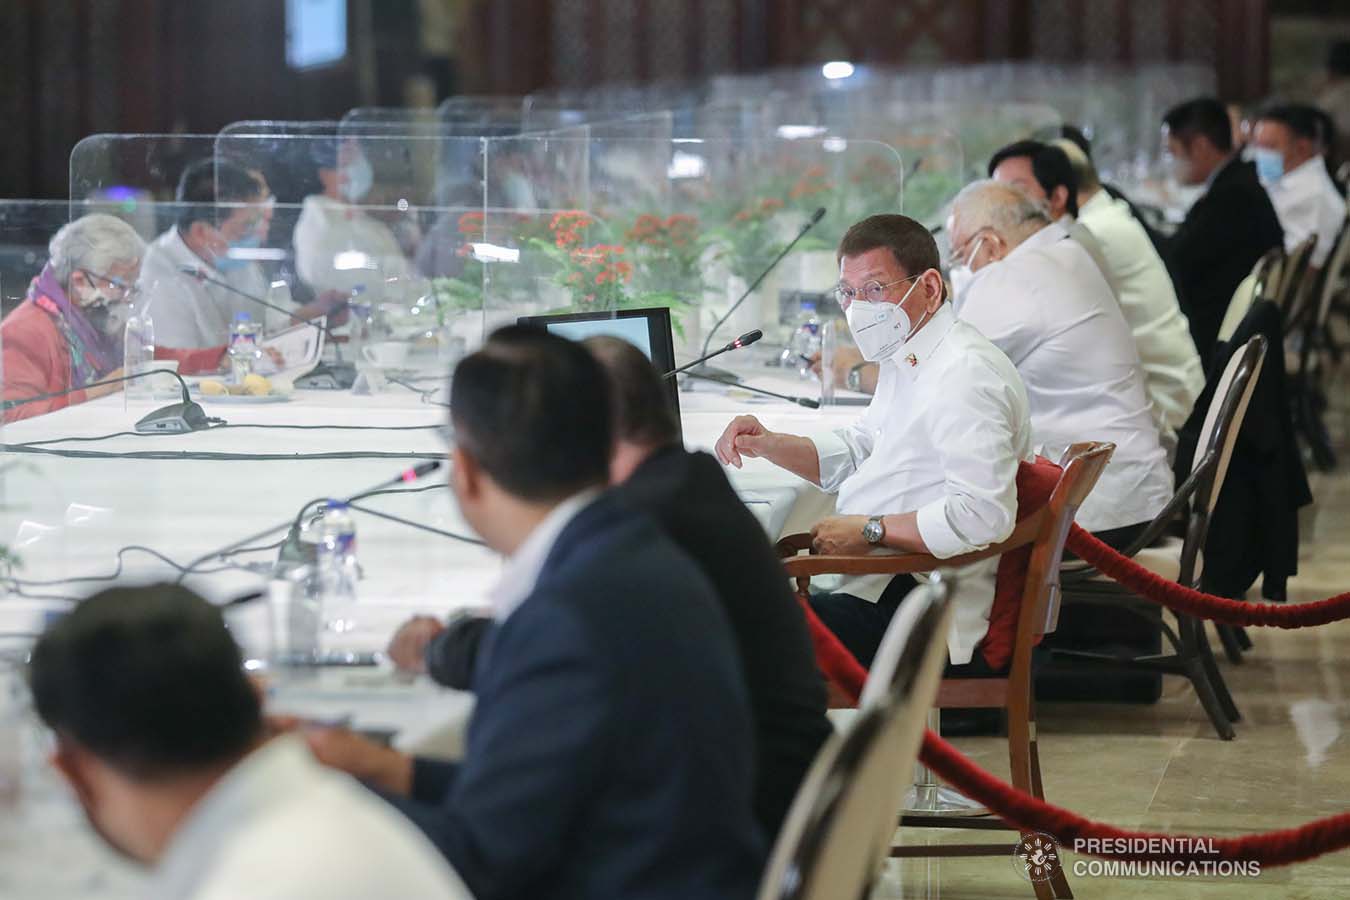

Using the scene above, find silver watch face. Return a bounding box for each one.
[863,518,884,544]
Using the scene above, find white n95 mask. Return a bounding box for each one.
[844,278,921,362]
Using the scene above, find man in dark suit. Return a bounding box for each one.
[389,335,833,839]
[302,328,765,900]
[1162,97,1284,364]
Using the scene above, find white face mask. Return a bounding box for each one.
[844,277,925,362]
[340,153,374,202]
[947,237,985,309]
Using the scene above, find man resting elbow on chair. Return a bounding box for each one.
[717,214,1034,674]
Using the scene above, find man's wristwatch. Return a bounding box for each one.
[862,515,886,545]
[846,362,869,393]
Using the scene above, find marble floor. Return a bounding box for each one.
[889,363,1350,898]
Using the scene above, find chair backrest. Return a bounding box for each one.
[758,584,953,900]
[859,575,954,710]
[1312,218,1350,334]
[1279,235,1319,326]
[1218,248,1281,344]
[1023,443,1114,651]
[1180,335,1267,584]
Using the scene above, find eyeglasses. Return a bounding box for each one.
[833,274,919,310]
[79,269,138,304]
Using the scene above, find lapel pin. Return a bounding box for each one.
[905,353,918,367]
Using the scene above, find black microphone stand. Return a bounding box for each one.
[664,329,763,380]
[3,367,213,434]
[694,206,827,383]
[680,371,820,409]
[180,266,357,390]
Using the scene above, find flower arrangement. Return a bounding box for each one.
[625,213,704,288]
[428,211,489,319]
[714,197,787,285]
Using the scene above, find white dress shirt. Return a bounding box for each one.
[137,227,275,349]
[294,194,413,296]
[1265,156,1347,268]
[489,489,601,623]
[958,221,1173,534]
[1060,213,1120,300]
[807,302,1034,665]
[151,737,471,900]
[1079,190,1205,438]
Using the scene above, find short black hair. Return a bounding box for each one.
[987,140,1080,217]
[451,325,612,502]
[837,214,940,280]
[174,157,265,232]
[1163,97,1233,153]
[584,335,680,448]
[1257,103,1330,146]
[1059,125,1093,160]
[27,584,261,781]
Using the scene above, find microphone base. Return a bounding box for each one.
[135,401,212,434]
[678,363,741,388]
[294,361,358,391]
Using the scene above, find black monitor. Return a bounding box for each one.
[516,307,681,432]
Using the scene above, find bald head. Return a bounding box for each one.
[948,179,1050,271]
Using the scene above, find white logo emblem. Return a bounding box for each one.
[1012,833,1062,884]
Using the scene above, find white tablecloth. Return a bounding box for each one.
[1,364,867,898]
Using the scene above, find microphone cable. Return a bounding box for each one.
[0,447,444,462]
[6,421,445,450]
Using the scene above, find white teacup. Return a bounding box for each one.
[361,342,410,368]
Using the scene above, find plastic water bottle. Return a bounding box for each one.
[316,500,359,634]
[123,304,155,402]
[227,312,263,384]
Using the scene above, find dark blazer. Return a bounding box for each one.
[1173,300,1312,601]
[425,447,832,837]
[395,493,765,900]
[1165,155,1284,365]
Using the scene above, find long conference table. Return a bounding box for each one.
[0,364,863,898]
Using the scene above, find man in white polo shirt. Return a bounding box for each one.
[1251,103,1347,271]
[717,214,1034,669]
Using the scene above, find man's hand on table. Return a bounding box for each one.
[715,414,823,484]
[271,717,416,796]
[388,615,445,673]
[809,346,877,395]
[810,515,873,556]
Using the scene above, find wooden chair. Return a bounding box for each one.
[777,442,1116,900]
[1277,235,1319,328]
[1051,336,1267,740]
[1291,217,1349,472]
[757,580,954,900]
[1217,247,1282,346]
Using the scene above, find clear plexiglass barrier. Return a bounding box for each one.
[477,135,905,361]
[7,136,498,658]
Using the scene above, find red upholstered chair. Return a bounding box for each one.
[777,443,1115,900]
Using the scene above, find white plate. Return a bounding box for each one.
[196,392,293,405]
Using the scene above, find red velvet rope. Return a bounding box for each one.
[919,729,1350,866]
[1064,525,1350,628]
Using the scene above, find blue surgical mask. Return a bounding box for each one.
[1250,147,1284,184]
[215,233,261,272]
[341,154,374,203]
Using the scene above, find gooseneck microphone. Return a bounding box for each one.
[3,367,213,434]
[695,206,827,382]
[681,371,821,409]
[177,461,444,583]
[178,265,357,390]
[178,265,339,339]
[664,329,762,379]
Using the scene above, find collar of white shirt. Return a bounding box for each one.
[892,300,956,379]
[1011,220,1069,257]
[151,737,316,900]
[1274,155,1333,195]
[489,488,603,622]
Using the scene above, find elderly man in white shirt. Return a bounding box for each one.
[717,214,1033,669]
[26,584,471,900]
[1054,138,1205,445]
[136,159,280,361]
[948,180,1174,547]
[1251,103,1347,270]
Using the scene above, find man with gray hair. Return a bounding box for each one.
[947,179,1172,549]
[1053,138,1205,446]
[2,213,145,421]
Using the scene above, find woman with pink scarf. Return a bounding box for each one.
[2,214,145,423]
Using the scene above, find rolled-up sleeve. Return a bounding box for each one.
[913,362,1023,559]
[808,424,873,493]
